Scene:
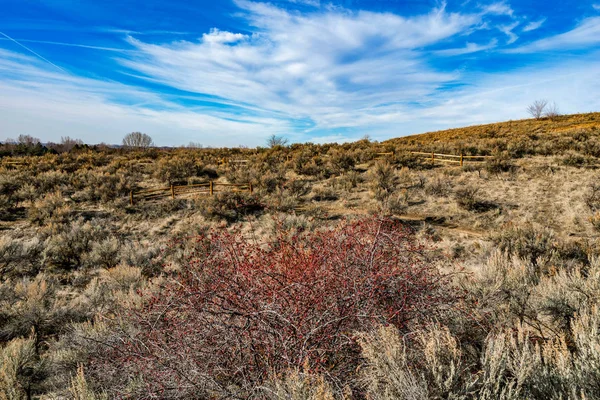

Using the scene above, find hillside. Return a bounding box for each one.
[387,112,600,159]
[1,114,600,399]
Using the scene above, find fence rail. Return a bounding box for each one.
[130,181,253,205]
[410,151,493,166]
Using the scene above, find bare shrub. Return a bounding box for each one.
[267,134,289,148]
[544,102,560,120]
[88,217,458,398]
[527,99,548,119]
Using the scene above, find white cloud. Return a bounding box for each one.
[0,49,291,146]
[480,2,514,16]
[499,21,520,44]
[202,29,249,44]
[119,1,479,133]
[509,17,600,52]
[593,4,600,11]
[435,39,497,56]
[522,18,546,32]
[1,1,599,146]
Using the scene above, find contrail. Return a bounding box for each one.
[0,30,67,72]
[0,37,128,52]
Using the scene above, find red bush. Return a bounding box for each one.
[92,216,458,398]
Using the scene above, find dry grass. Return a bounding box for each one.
[0,112,599,398]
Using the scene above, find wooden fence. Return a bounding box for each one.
[129,181,253,205]
[410,152,493,166]
[375,152,394,160]
[1,158,29,167]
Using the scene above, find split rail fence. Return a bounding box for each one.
[411,152,493,166]
[375,152,394,160]
[129,181,253,205]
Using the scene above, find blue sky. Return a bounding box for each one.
[1,0,599,146]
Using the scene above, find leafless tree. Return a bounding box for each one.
[60,136,84,152]
[17,134,40,146]
[526,100,548,119]
[122,132,153,149]
[266,134,288,148]
[544,102,560,120]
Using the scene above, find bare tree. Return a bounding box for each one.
[266,134,288,148]
[122,132,154,149]
[526,100,548,119]
[17,134,40,146]
[60,136,84,152]
[544,102,560,120]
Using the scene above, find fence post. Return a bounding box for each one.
[249,183,253,194]
[130,190,134,206]
[171,185,175,199]
[460,154,464,167]
[432,152,435,164]
[210,181,214,195]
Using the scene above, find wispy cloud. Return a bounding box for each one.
[499,21,520,44]
[522,18,546,32]
[480,2,514,16]
[593,4,600,11]
[119,1,480,133]
[1,1,600,145]
[0,48,291,146]
[509,17,600,52]
[435,39,497,56]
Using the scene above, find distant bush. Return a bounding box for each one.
[560,151,588,167]
[198,191,264,223]
[485,153,515,174]
[154,156,203,185]
[311,186,339,202]
[370,161,397,201]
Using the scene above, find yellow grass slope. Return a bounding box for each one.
[385,112,600,152]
